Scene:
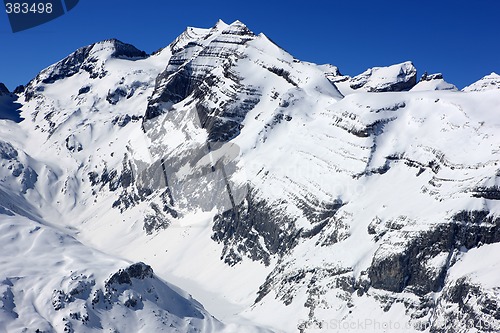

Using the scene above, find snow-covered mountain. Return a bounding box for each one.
[462,72,500,92]
[1,20,500,333]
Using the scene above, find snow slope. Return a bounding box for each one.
[0,214,226,333]
[1,19,500,333]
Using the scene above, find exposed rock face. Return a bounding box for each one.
[463,72,500,92]
[432,277,500,333]
[106,262,154,286]
[370,211,500,294]
[349,61,417,92]
[13,85,25,94]
[212,187,301,266]
[411,72,458,91]
[146,21,251,117]
[421,72,444,81]
[145,20,260,143]
[106,39,148,59]
[472,186,500,200]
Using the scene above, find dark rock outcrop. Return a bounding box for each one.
[472,186,500,200]
[212,188,300,266]
[106,262,154,286]
[369,211,500,294]
[212,188,344,266]
[420,72,444,81]
[13,85,25,94]
[432,277,500,332]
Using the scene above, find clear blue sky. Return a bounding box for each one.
[0,0,499,90]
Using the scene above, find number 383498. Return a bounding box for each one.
[5,2,53,14]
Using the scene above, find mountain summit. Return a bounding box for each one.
[26,39,147,91]
[1,20,500,333]
[462,72,500,92]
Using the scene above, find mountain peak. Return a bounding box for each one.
[463,72,500,92]
[24,39,148,97]
[214,18,229,28]
[221,19,254,36]
[94,38,148,59]
[228,19,247,28]
[168,20,254,55]
[169,26,213,53]
[349,61,417,92]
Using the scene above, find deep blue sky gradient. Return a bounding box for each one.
[0,0,499,90]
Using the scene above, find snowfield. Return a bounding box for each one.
[1,20,500,333]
